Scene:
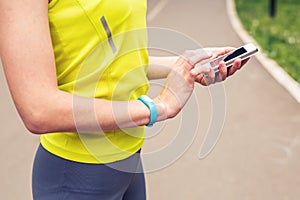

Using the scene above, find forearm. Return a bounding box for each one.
[23,89,166,134]
[147,56,178,80]
[0,0,164,134]
[0,0,241,136]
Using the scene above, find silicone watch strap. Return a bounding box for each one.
[138,95,158,127]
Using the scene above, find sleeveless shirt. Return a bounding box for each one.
[41,0,149,164]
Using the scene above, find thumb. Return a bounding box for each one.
[190,62,211,76]
[183,49,212,65]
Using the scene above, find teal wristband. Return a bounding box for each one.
[138,95,157,127]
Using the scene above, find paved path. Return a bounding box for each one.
[1,0,300,199]
[145,0,300,200]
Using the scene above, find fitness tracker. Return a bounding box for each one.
[138,95,157,127]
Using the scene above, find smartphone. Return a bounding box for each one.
[202,43,259,73]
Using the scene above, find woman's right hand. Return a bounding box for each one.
[154,50,212,120]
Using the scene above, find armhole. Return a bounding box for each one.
[48,0,59,8]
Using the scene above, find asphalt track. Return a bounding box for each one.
[1,0,300,199]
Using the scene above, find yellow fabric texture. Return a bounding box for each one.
[41,0,149,164]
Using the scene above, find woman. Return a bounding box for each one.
[0,0,244,199]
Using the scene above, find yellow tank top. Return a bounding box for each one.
[41,0,149,164]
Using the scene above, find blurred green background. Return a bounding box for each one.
[235,0,300,83]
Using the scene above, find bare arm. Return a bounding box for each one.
[149,48,247,85]
[0,0,211,134]
[147,56,178,80]
[0,0,164,134]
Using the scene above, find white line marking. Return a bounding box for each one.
[147,0,169,22]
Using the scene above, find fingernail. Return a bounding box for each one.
[190,68,198,75]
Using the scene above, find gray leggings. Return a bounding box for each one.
[32,145,146,200]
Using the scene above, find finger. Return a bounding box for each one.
[222,47,236,54]
[204,68,216,86]
[183,49,212,66]
[241,57,250,67]
[215,61,227,82]
[195,73,206,85]
[190,62,211,76]
[210,47,235,59]
[189,49,212,65]
[228,58,242,76]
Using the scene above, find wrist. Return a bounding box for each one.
[138,95,158,127]
[153,96,169,121]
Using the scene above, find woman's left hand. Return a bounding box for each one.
[190,47,249,86]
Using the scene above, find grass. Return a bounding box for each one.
[235,0,300,83]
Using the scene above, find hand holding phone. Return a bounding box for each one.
[195,43,259,74]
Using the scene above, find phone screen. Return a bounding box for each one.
[224,47,247,62]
